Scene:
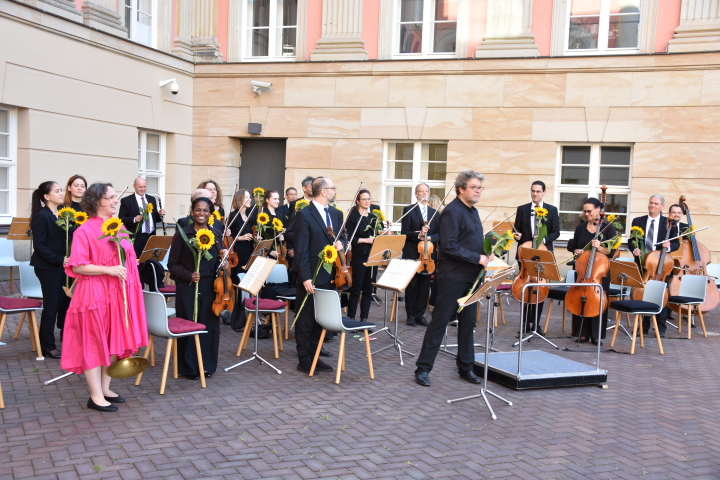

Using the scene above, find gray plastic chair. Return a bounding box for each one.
[310,288,376,384]
[667,274,708,339]
[609,279,666,354]
[19,261,43,300]
[0,238,20,293]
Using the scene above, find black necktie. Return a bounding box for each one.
[646,219,655,251]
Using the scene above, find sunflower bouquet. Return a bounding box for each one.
[291,245,338,328]
[253,187,265,205]
[457,230,514,313]
[255,211,272,240]
[176,226,216,322]
[629,225,646,272]
[208,210,221,227]
[365,208,386,237]
[534,206,549,247]
[295,198,310,212]
[98,217,133,329]
[271,217,284,251]
[134,201,154,237]
[56,207,78,288]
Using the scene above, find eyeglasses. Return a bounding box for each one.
[359,197,372,202]
[582,208,598,214]
[466,186,485,191]
[103,195,118,201]
[324,186,337,191]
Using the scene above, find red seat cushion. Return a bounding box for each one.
[0,297,42,311]
[497,284,511,291]
[159,285,176,294]
[244,298,286,311]
[168,317,207,334]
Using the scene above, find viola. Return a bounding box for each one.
[417,221,435,275]
[630,218,674,306]
[277,236,289,268]
[327,226,352,291]
[212,244,235,321]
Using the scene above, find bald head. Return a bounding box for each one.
[191,188,212,201]
[133,177,147,195]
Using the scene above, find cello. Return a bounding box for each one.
[630,218,675,306]
[510,212,549,304]
[668,196,719,313]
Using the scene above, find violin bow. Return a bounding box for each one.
[425,187,453,226]
[484,211,517,235]
[215,200,255,274]
[223,184,238,232]
[481,206,498,225]
[653,226,709,246]
[336,182,363,240]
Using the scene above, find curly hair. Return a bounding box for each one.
[82,183,113,217]
[197,180,224,209]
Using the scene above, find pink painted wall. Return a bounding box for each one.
[217,0,229,60]
[533,0,553,57]
[655,0,682,53]
[363,0,380,59]
[467,0,487,58]
[306,0,323,59]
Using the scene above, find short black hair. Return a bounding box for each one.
[531,181,546,191]
[285,187,297,195]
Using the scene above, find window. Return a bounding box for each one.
[382,142,448,226]
[0,107,16,222]
[124,0,155,47]
[566,0,640,54]
[556,144,632,237]
[137,131,165,198]
[243,0,298,60]
[394,0,457,58]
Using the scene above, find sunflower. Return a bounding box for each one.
[212,210,222,221]
[606,214,616,223]
[253,187,265,198]
[257,212,270,225]
[207,215,215,227]
[535,206,548,219]
[372,209,386,222]
[147,203,154,214]
[631,226,645,236]
[195,228,215,251]
[612,236,622,249]
[57,207,76,218]
[101,217,123,236]
[295,199,310,211]
[321,245,338,264]
[74,211,89,225]
[272,217,283,231]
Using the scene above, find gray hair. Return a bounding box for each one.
[650,194,665,206]
[301,176,315,188]
[454,171,485,195]
[415,183,430,193]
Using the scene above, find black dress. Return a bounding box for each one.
[566,221,617,342]
[345,206,379,320]
[167,223,221,376]
[70,201,84,212]
[228,209,256,274]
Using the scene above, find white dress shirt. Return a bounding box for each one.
[312,200,331,228]
[644,214,669,251]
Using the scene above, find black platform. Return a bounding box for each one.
[474,350,608,390]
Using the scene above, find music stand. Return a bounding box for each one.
[225,256,281,374]
[447,268,515,420]
[363,235,406,340]
[609,260,644,337]
[7,218,31,241]
[371,258,420,366]
[138,236,173,263]
[243,239,273,270]
[513,248,561,349]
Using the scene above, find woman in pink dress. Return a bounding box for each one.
[61,183,147,412]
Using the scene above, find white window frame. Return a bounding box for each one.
[0,106,17,224]
[564,0,642,56]
[137,130,166,200]
[391,0,464,59]
[381,141,448,229]
[240,0,298,62]
[555,143,633,240]
[124,0,157,48]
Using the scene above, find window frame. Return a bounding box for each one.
[554,143,633,240]
[381,140,448,230]
[137,130,166,201]
[391,0,462,59]
[564,0,642,56]
[0,106,17,224]
[240,0,298,62]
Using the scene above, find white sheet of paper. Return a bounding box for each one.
[375,259,421,291]
[240,256,268,291]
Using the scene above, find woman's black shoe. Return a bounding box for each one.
[104,395,125,403]
[185,374,200,380]
[43,350,62,359]
[87,398,118,412]
[204,372,213,378]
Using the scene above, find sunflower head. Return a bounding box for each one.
[58,207,77,219]
[196,228,215,251]
[295,199,310,211]
[372,209,386,222]
[606,214,616,223]
[272,217,283,232]
[535,207,548,219]
[631,226,645,236]
[207,215,215,227]
[321,245,338,264]
[257,212,270,225]
[101,217,123,237]
[74,211,88,225]
[253,187,265,198]
[612,236,622,249]
[147,203,154,214]
[212,210,222,221]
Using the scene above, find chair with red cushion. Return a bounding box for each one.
[236,296,287,359]
[134,291,208,394]
[0,296,44,360]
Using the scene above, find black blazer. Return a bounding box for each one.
[119,194,161,235]
[30,206,71,271]
[513,202,561,253]
[276,204,291,225]
[292,203,346,285]
[285,196,313,250]
[346,204,380,259]
[630,215,679,253]
[167,223,221,283]
[401,203,439,260]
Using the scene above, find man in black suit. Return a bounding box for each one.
[512,181,561,334]
[119,177,165,258]
[292,177,347,374]
[285,177,315,262]
[668,204,688,236]
[401,183,439,326]
[630,194,679,336]
[276,187,297,225]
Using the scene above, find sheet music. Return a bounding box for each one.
[239,256,276,295]
[375,259,420,292]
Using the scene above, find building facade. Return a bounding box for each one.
[1,0,719,259]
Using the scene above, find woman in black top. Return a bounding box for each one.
[167,197,225,379]
[345,188,380,321]
[566,197,618,344]
[197,180,225,218]
[30,181,72,358]
[63,174,87,212]
[228,189,255,274]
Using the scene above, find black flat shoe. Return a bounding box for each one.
[185,374,200,380]
[104,395,125,404]
[315,360,334,372]
[415,371,431,387]
[204,372,213,378]
[87,398,118,412]
[416,317,429,327]
[459,370,482,384]
[43,350,62,359]
[407,319,417,327]
[319,347,333,357]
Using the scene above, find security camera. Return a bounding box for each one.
[159,78,179,95]
[251,80,273,95]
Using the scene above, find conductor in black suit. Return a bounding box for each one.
[401,183,439,326]
[292,177,347,374]
[118,177,165,259]
[512,181,561,334]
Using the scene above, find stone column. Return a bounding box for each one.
[81,0,128,37]
[172,0,194,61]
[192,0,223,62]
[668,0,720,52]
[21,0,82,22]
[311,0,368,61]
[476,0,539,58]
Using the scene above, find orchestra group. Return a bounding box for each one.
[25,171,715,410]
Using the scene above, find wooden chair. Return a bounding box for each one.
[610,280,666,355]
[236,297,286,359]
[0,296,43,358]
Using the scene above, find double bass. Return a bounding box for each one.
[630,218,675,306]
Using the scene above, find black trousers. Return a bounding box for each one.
[295,280,333,368]
[405,272,431,321]
[416,277,477,374]
[347,257,374,320]
[523,301,545,332]
[643,307,668,334]
[175,278,220,375]
[35,266,69,353]
[133,232,153,259]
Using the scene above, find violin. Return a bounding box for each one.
[277,235,289,268]
[630,218,674,306]
[212,244,235,321]
[417,221,435,275]
[668,196,719,313]
[327,226,352,291]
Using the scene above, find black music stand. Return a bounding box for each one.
[243,239,273,270]
[447,268,515,420]
[513,248,561,349]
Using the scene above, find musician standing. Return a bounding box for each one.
[118,177,165,259]
[401,183,439,327]
[630,194,678,337]
[292,177,346,374]
[345,188,379,322]
[276,187,297,225]
[415,171,491,387]
[512,181,560,334]
[286,176,315,263]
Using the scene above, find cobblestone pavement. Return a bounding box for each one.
[2,279,720,480]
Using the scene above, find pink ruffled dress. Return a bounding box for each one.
[60,216,148,374]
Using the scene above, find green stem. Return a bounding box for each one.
[457,267,485,313]
[291,259,323,329]
[116,241,129,330]
[65,223,69,288]
[193,254,201,322]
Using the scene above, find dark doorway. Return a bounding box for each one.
[238,139,286,195]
